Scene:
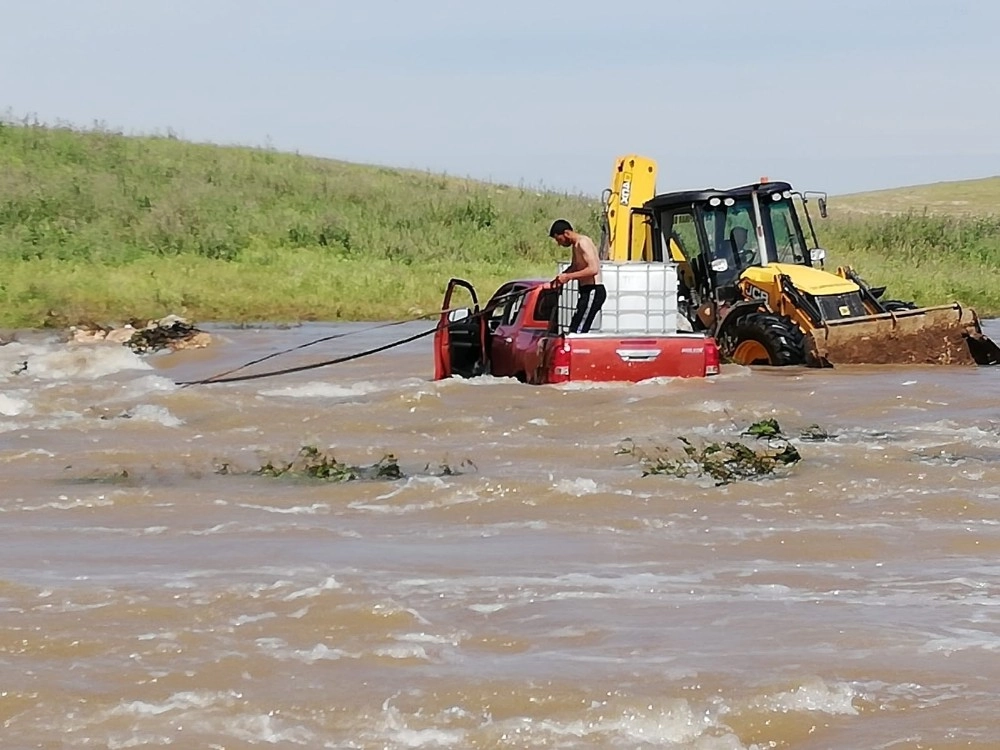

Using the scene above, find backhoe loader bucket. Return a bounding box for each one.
[805,304,1000,366]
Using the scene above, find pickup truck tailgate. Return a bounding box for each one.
[560,334,713,381]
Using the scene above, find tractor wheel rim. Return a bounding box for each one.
[732,340,770,365]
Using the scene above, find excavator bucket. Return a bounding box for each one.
[805,304,1000,366]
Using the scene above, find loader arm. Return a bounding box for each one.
[602,155,658,261]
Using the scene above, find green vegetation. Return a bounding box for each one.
[258,446,404,481]
[1,119,999,326]
[617,419,803,485]
[835,176,1000,218]
[0,120,596,327]
[253,445,475,481]
[817,211,1000,314]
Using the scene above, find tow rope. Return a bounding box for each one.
[175,287,535,387]
[177,318,423,386]
[176,325,438,385]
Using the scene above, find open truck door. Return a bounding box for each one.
[433,278,487,380]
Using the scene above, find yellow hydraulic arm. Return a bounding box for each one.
[600,154,657,261]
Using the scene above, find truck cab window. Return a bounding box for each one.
[534,288,559,323]
[502,290,525,326]
[485,284,515,332]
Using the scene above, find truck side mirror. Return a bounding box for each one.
[818,197,828,219]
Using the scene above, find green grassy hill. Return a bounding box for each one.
[822,177,1000,314]
[835,176,1000,217]
[0,121,595,327]
[1,121,999,326]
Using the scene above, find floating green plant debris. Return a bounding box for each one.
[742,417,781,439]
[617,420,802,485]
[257,445,402,482]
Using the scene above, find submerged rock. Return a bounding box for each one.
[70,315,212,353]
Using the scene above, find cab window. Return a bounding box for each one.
[661,210,700,262]
[769,200,807,264]
[534,288,559,323]
[485,284,515,331]
[502,289,525,326]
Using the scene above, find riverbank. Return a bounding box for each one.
[2,121,999,326]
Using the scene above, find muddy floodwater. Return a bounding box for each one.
[2,321,999,749]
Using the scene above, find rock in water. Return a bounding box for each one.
[70,316,212,353]
[127,317,212,353]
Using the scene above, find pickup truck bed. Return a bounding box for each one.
[434,275,719,383]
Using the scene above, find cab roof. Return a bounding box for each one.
[644,181,794,211]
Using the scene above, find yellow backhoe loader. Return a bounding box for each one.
[599,154,1000,367]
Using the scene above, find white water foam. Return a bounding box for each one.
[234,502,330,515]
[258,378,400,399]
[102,690,315,746]
[373,643,431,660]
[281,575,342,601]
[374,695,745,749]
[351,476,488,515]
[120,404,184,427]
[108,689,239,718]
[113,374,179,399]
[379,701,466,748]
[538,700,716,746]
[752,679,860,715]
[553,477,602,496]
[0,393,29,416]
[919,626,1000,655]
[18,494,116,512]
[291,643,353,663]
[26,343,151,380]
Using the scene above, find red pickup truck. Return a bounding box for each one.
[433,275,719,384]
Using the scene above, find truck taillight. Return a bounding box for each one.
[550,340,571,383]
[705,338,720,376]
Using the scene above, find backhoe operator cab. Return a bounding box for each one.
[646,182,836,365]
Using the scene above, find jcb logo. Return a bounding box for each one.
[620,175,632,205]
[746,284,769,301]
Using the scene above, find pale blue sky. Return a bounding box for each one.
[2,0,998,196]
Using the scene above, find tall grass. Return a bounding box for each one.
[818,211,1000,313]
[0,120,599,327]
[1,119,999,326]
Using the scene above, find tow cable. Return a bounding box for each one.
[176,324,438,386]
[176,287,533,387]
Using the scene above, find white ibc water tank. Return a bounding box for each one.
[556,261,679,334]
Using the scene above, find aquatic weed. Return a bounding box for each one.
[618,419,803,485]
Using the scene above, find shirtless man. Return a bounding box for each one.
[549,219,607,333]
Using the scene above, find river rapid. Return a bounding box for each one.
[1,321,999,749]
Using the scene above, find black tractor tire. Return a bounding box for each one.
[722,312,807,366]
[882,299,918,312]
